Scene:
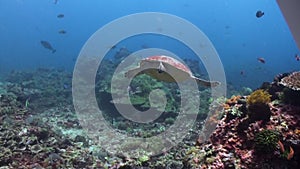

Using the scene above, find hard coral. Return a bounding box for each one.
[254,129,280,153]
[278,71,300,106]
[246,89,271,105]
[247,90,272,123]
[279,71,300,91]
[226,95,241,105]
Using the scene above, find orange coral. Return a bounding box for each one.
[294,129,300,135]
[226,95,241,105]
[222,103,231,110]
[246,89,271,105]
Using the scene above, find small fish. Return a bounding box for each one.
[57,14,64,18]
[257,57,265,63]
[58,30,66,34]
[295,54,300,61]
[40,40,56,53]
[63,83,69,89]
[54,0,58,4]
[141,44,149,49]
[240,70,244,75]
[256,10,264,18]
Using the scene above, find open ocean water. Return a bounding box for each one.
[0,0,299,88]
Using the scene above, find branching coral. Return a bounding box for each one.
[254,129,280,153]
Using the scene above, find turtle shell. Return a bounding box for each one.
[140,55,192,82]
[125,55,220,87]
[144,55,192,74]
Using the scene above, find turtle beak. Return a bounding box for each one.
[157,62,165,73]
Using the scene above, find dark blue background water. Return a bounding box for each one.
[0,0,299,89]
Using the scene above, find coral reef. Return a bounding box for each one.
[246,89,271,105]
[254,129,280,153]
[277,71,300,106]
[0,63,213,168]
[0,88,100,168]
[184,72,300,168]
[246,89,272,123]
[279,71,300,91]
[5,68,72,112]
[1,64,299,168]
[261,71,300,106]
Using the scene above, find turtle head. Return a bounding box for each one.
[157,62,166,74]
[157,69,164,74]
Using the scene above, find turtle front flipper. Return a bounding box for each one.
[125,68,143,78]
[195,78,221,87]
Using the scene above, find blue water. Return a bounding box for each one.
[0,0,299,89]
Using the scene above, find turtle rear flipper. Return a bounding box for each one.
[195,78,220,87]
[125,68,140,78]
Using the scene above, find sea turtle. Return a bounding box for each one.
[125,55,220,87]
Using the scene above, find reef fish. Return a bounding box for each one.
[40,40,56,53]
[57,14,64,18]
[58,29,66,34]
[295,54,300,61]
[257,57,265,63]
[256,10,264,18]
[240,70,245,76]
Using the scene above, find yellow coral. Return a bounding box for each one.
[247,89,271,105]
